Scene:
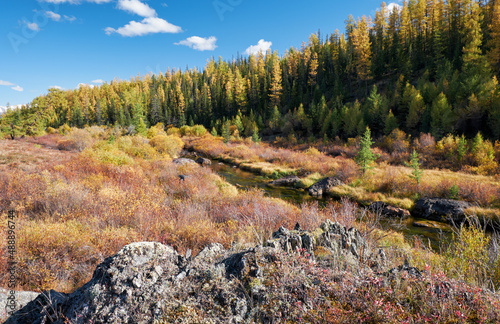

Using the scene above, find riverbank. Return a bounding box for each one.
[184,135,500,227]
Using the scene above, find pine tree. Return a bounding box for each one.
[269,57,282,108]
[222,120,231,143]
[252,124,261,143]
[355,127,378,175]
[487,0,500,76]
[352,16,372,92]
[405,149,424,185]
[384,109,399,135]
[430,92,455,138]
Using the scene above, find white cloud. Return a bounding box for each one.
[175,36,217,51]
[105,17,182,37]
[49,85,64,90]
[27,22,40,31]
[45,10,61,21]
[91,79,104,84]
[78,83,95,88]
[117,0,156,17]
[40,0,112,3]
[244,39,272,55]
[387,2,402,12]
[0,80,23,92]
[0,80,15,86]
[64,15,77,22]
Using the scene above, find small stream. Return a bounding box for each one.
[208,159,453,250]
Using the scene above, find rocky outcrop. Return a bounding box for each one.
[412,198,470,223]
[195,157,212,167]
[308,177,343,197]
[5,221,372,324]
[368,201,411,219]
[267,175,300,187]
[0,288,39,318]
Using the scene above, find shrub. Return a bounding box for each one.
[191,125,207,137]
[382,128,410,153]
[66,128,95,151]
[117,135,158,159]
[83,143,134,166]
[147,123,166,139]
[179,125,191,136]
[149,135,184,158]
[58,123,72,135]
[166,127,180,136]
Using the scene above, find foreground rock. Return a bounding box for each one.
[368,201,411,219]
[267,175,300,187]
[308,177,343,197]
[0,288,39,318]
[195,157,212,166]
[5,221,373,324]
[412,198,470,223]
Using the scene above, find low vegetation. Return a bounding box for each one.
[0,125,499,322]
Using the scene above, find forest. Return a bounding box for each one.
[2,0,500,142]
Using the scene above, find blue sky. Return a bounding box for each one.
[0,0,400,107]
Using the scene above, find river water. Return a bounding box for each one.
[209,160,453,250]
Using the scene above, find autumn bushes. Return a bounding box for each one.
[1,137,332,292]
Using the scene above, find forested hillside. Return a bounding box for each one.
[2,0,500,140]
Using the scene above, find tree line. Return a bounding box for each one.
[2,0,500,141]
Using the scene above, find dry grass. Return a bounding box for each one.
[1,131,499,323]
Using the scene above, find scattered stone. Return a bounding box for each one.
[195,157,212,167]
[267,175,300,187]
[172,158,197,166]
[308,177,343,197]
[412,198,470,223]
[368,201,411,219]
[385,259,424,278]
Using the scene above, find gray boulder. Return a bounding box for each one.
[195,157,212,166]
[368,201,411,219]
[308,177,343,197]
[412,198,470,223]
[5,242,179,324]
[267,175,300,187]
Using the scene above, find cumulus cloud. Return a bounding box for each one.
[387,2,402,12]
[0,80,23,91]
[105,17,181,37]
[117,0,156,17]
[49,85,64,90]
[64,15,77,22]
[27,22,40,31]
[45,10,61,21]
[78,83,95,88]
[175,36,217,51]
[0,80,15,86]
[244,39,272,55]
[91,79,105,84]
